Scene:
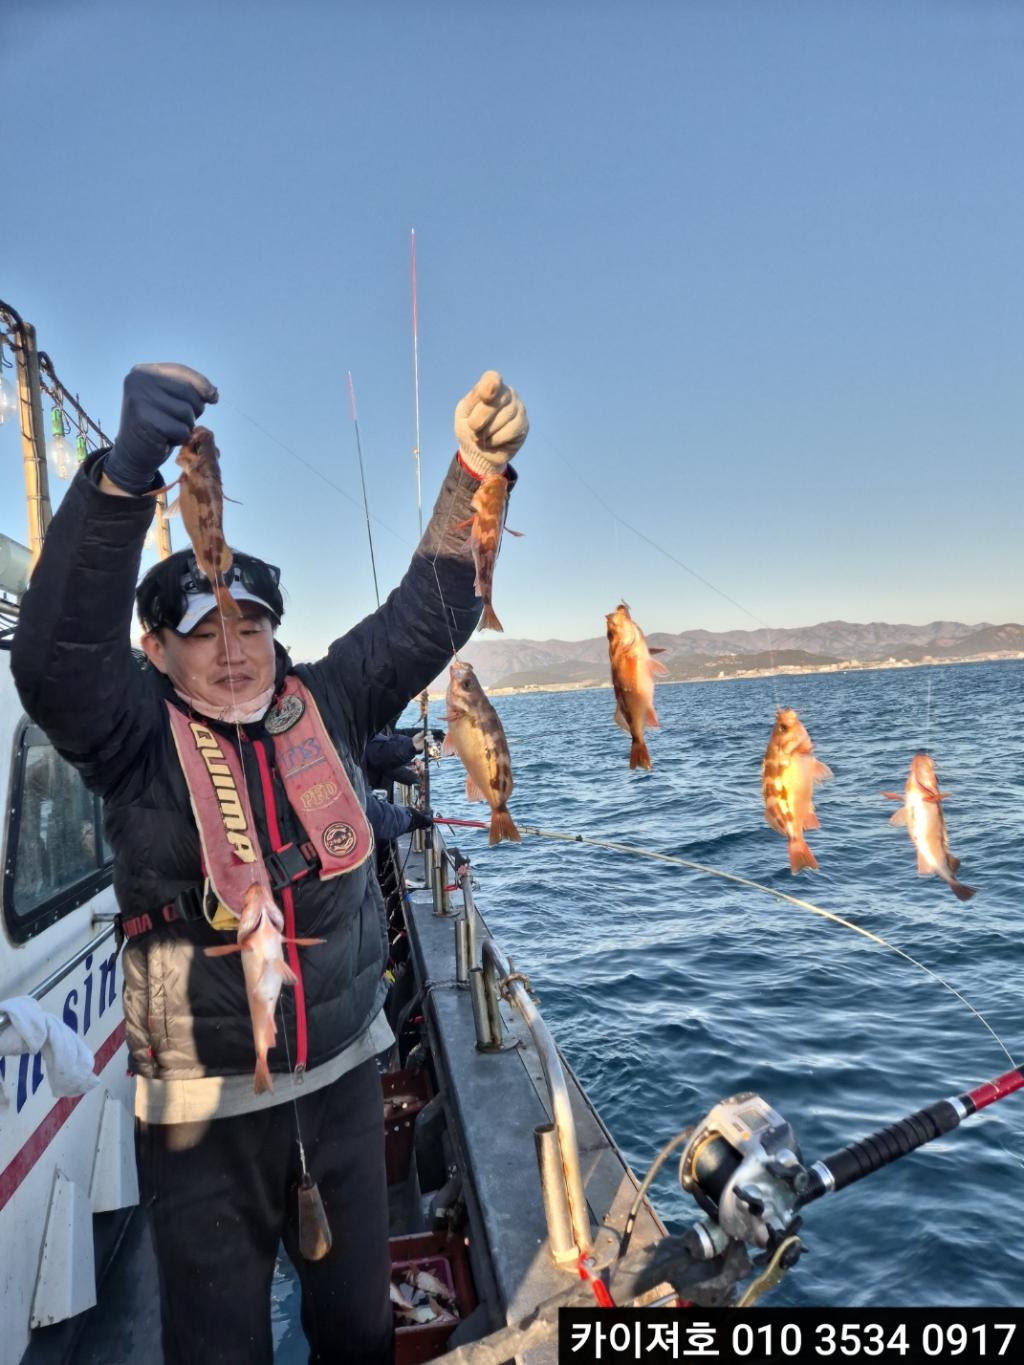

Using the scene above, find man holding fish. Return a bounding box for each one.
[11,360,529,1364]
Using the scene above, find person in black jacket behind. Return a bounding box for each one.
[11,361,528,1365]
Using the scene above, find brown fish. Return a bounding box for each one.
[171,426,239,617]
[456,473,522,632]
[761,708,833,874]
[606,603,668,771]
[883,753,976,902]
[205,882,323,1093]
[443,660,520,844]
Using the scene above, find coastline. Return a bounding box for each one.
[427,651,1024,700]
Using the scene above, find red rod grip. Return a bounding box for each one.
[965,1068,1024,1113]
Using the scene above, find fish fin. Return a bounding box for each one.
[613,707,630,732]
[948,855,961,874]
[646,706,659,728]
[466,774,488,803]
[282,936,326,948]
[479,604,504,632]
[916,850,932,875]
[152,476,182,497]
[204,943,242,956]
[648,659,669,677]
[803,808,820,831]
[452,517,474,531]
[629,739,652,771]
[213,583,242,617]
[950,879,977,902]
[488,807,521,845]
[881,791,903,800]
[788,837,818,875]
[504,527,524,537]
[223,492,243,505]
[889,808,908,826]
[812,761,833,781]
[648,647,667,654]
[927,791,952,803]
[254,1055,274,1095]
[272,959,298,986]
[442,731,457,756]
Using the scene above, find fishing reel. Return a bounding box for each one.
[678,1093,808,1255]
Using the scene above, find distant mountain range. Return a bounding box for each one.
[432,620,1024,691]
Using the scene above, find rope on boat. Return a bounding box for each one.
[433,817,1017,1068]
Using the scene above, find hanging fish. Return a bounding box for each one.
[456,472,522,632]
[205,882,323,1093]
[761,708,833,874]
[443,660,520,845]
[883,754,976,902]
[606,602,668,771]
[170,426,240,617]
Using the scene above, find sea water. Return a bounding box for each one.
[274,659,1023,1344]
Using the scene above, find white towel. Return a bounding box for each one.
[0,996,99,1111]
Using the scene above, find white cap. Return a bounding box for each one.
[176,585,280,635]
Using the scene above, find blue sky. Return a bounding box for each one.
[2,0,1021,659]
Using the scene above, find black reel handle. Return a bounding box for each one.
[800,1097,964,1206]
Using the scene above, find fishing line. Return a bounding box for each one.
[347,372,381,608]
[434,816,1017,1068]
[548,441,783,710]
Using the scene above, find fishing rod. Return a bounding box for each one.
[346,371,380,607]
[410,227,423,539]
[432,816,1017,1067]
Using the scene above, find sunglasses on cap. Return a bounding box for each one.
[180,553,281,596]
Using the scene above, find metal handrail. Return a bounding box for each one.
[0,922,116,1031]
[480,936,592,1256]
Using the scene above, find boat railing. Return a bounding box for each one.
[422,822,593,1263]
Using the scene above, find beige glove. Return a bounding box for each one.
[454,370,529,477]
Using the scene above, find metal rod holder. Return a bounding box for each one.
[534,1124,578,1263]
[469,967,500,1051]
[481,939,592,1257]
[431,858,450,916]
[455,919,469,983]
[459,870,478,969]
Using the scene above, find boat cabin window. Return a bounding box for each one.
[3,722,113,942]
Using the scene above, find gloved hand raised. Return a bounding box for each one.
[104,363,218,494]
[454,370,528,478]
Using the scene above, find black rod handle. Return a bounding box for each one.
[800,1098,963,1206]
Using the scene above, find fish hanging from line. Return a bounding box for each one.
[761,707,833,874]
[606,602,668,771]
[455,472,522,632]
[443,660,520,845]
[167,426,240,617]
[205,882,323,1093]
[883,753,976,902]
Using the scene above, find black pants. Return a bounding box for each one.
[136,1059,394,1365]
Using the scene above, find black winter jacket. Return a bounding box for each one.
[11,450,481,1082]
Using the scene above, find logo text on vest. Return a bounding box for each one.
[189,723,257,863]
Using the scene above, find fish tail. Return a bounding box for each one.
[489,807,521,845]
[213,581,241,617]
[254,1053,274,1095]
[629,738,652,771]
[788,836,818,875]
[479,602,504,632]
[949,879,977,903]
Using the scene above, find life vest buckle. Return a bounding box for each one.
[266,840,319,891]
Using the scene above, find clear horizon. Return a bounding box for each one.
[2,1,1022,662]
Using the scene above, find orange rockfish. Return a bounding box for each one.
[458,472,522,632]
[761,708,833,874]
[606,603,668,771]
[173,426,239,617]
[883,753,976,902]
[205,882,323,1093]
[443,660,520,844]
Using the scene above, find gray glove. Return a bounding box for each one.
[454,370,528,477]
[104,363,218,494]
